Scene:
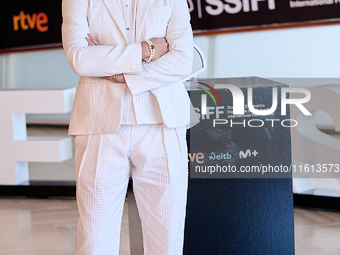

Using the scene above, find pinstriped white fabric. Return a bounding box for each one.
[63,0,197,253]
[118,0,163,125]
[62,0,200,136]
[74,124,188,254]
[121,81,163,125]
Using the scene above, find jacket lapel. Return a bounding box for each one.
[135,0,155,41]
[101,0,128,42]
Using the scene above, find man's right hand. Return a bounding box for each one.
[142,37,169,61]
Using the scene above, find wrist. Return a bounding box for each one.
[116,74,126,83]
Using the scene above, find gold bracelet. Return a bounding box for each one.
[112,74,117,83]
[143,39,155,62]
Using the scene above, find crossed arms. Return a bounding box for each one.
[61,0,194,96]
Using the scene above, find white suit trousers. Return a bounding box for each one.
[74,123,189,255]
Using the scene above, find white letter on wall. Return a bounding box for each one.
[0,88,75,185]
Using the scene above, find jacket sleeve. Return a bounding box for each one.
[123,0,194,96]
[62,0,143,76]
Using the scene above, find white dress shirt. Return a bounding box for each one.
[118,0,163,125]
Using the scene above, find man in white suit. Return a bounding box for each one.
[62,0,199,253]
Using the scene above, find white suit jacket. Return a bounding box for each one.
[62,0,200,136]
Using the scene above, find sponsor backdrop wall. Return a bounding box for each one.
[1,0,340,90]
[189,0,340,32]
[1,0,340,51]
